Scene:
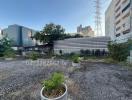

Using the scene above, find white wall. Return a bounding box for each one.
[54,37,110,54]
[105,0,115,41]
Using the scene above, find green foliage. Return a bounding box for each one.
[42,72,64,91]
[33,23,84,45]
[0,36,12,50]
[0,36,15,57]
[71,54,80,63]
[27,51,39,60]
[108,40,132,62]
[55,53,80,63]
[0,45,4,57]
[4,48,15,58]
[34,23,65,44]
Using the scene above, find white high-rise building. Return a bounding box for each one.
[105,0,115,41]
[105,0,132,43]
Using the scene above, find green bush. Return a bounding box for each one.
[108,40,132,62]
[4,49,15,58]
[27,51,39,60]
[0,36,14,57]
[42,72,64,91]
[71,54,80,63]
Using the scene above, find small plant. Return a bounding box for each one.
[71,54,80,63]
[27,51,39,60]
[42,72,65,98]
[43,72,64,91]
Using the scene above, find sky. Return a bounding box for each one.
[0,0,111,35]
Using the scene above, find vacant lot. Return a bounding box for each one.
[0,60,132,100]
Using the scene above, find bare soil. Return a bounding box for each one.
[0,60,132,100]
[43,85,65,99]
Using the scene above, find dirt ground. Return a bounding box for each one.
[0,60,132,100]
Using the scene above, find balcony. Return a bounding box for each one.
[115,6,121,13]
[123,29,130,34]
[115,19,121,25]
[122,0,130,9]
[115,0,121,7]
[116,33,121,37]
[122,2,131,13]
[115,13,121,19]
[115,0,121,10]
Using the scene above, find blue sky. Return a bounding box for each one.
[0,0,111,35]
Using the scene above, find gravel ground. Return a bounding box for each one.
[0,60,132,100]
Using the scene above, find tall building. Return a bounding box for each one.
[105,0,115,41]
[77,25,95,37]
[105,0,132,43]
[2,24,36,48]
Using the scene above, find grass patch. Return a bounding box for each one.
[104,58,132,70]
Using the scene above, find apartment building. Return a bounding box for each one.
[77,25,95,37]
[105,0,115,41]
[105,0,132,43]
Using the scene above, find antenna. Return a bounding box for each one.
[94,0,102,36]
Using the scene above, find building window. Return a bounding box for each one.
[115,13,121,19]
[115,20,121,25]
[122,23,126,28]
[116,26,121,31]
[123,29,130,34]
[122,12,130,19]
[122,0,127,4]
[115,6,121,13]
[122,3,130,13]
[116,0,121,7]
[116,33,121,37]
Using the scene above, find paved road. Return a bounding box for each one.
[0,60,132,100]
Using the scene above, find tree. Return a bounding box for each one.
[43,23,65,43]
[74,34,83,38]
[34,23,65,45]
[34,31,49,44]
[0,36,12,51]
[0,36,14,57]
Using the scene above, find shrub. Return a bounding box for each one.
[42,72,64,91]
[27,51,39,60]
[71,54,80,63]
[108,40,132,62]
[4,48,15,58]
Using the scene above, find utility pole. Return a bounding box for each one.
[94,0,102,36]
